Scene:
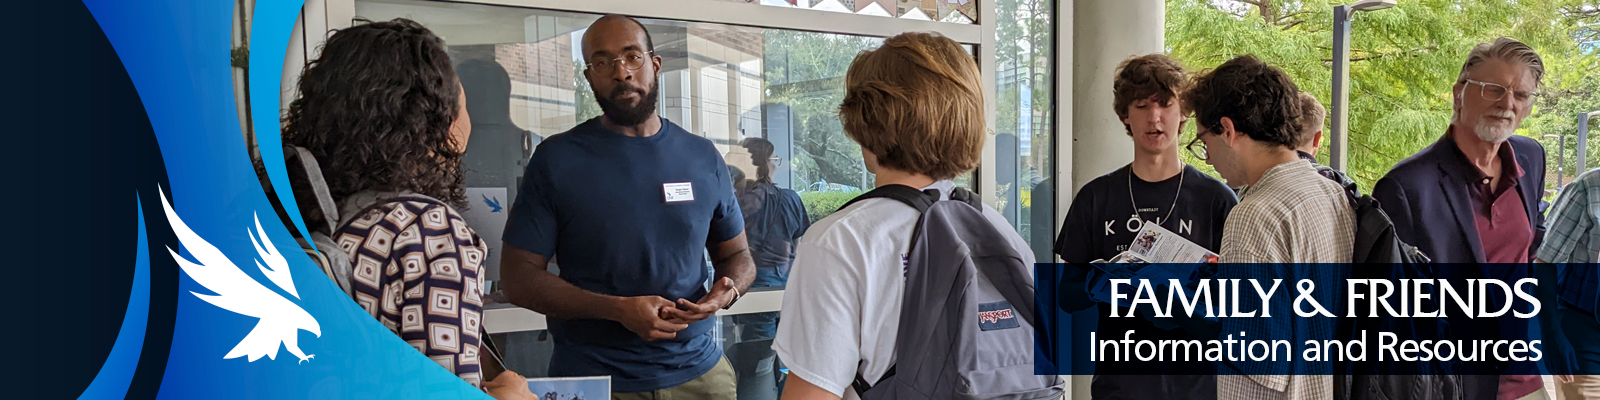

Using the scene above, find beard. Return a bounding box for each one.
[1471,110,1518,143]
[595,81,659,127]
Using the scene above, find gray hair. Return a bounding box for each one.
[1456,37,1544,87]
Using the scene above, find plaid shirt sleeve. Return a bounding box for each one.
[1537,174,1600,314]
[1536,177,1595,263]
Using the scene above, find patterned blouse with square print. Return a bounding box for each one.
[338,199,488,388]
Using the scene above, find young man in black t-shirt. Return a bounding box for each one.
[1053,54,1236,400]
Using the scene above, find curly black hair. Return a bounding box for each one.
[1182,55,1302,149]
[282,18,465,217]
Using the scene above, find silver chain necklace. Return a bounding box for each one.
[1128,165,1183,229]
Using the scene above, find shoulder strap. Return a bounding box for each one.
[837,184,938,213]
[333,194,452,233]
[853,366,896,397]
[845,185,982,397]
[947,187,983,210]
[285,145,341,234]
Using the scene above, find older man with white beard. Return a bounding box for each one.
[1371,37,1548,400]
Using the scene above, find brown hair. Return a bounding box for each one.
[1457,37,1544,87]
[1113,54,1189,133]
[1296,92,1326,146]
[1183,55,1302,149]
[838,32,984,180]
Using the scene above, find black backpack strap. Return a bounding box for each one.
[838,184,936,397]
[853,365,897,397]
[840,184,977,397]
[948,187,984,209]
[837,184,938,213]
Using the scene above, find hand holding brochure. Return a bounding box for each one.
[1086,223,1218,308]
[1125,223,1219,264]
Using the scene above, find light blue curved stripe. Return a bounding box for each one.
[249,0,312,244]
[79,197,151,400]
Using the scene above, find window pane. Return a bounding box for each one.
[348,2,1045,396]
[719,313,782,398]
[766,30,882,226]
[350,2,886,392]
[995,0,1055,262]
[710,0,978,24]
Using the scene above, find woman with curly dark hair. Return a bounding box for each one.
[282,18,535,400]
[727,137,809,398]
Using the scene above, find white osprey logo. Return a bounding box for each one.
[159,189,321,363]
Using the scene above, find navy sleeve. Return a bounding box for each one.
[790,190,811,240]
[1053,186,1099,265]
[707,156,745,244]
[1055,185,1097,312]
[502,149,559,257]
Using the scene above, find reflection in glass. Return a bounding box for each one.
[995,0,1055,258]
[724,138,809,398]
[348,2,1046,398]
[459,59,541,200]
[721,313,783,399]
[354,0,879,391]
[713,0,978,24]
[733,137,810,294]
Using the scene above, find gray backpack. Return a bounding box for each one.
[838,185,1065,400]
[284,146,452,297]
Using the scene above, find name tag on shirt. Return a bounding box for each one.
[663,182,694,203]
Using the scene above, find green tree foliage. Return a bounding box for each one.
[1168,0,1600,195]
[573,62,602,123]
[763,30,881,192]
[798,190,865,223]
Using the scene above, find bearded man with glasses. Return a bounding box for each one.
[1371,37,1549,400]
[500,14,754,400]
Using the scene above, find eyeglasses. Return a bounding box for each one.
[1461,79,1539,103]
[586,50,654,74]
[1186,136,1208,161]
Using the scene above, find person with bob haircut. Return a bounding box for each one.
[771,31,1036,400]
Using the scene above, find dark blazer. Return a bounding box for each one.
[1370,132,1546,399]
[1371,133,1546,264]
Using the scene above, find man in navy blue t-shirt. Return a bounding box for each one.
[500,15,754,399]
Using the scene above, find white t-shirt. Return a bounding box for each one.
[772,180,1033,399]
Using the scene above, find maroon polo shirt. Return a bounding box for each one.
[1465,140,1534,263]
[1454,138,1538,399]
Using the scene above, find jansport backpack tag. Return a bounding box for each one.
[838,185,1064,400]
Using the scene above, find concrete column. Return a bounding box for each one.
[1070,0,1164,191]
[1066,2,1164,399]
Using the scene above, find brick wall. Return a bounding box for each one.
[492,38,577,91]
[687,25,764,57]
